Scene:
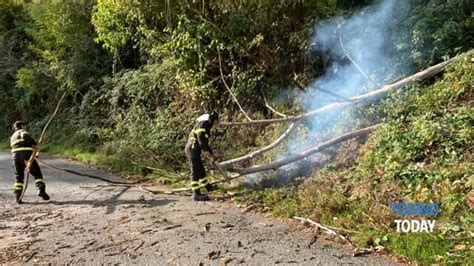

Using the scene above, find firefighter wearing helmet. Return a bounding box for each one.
[10,121,50,204]
[184,111,219,201]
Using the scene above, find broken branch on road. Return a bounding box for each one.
[163,224,182,231]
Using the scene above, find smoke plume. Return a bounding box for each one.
[304,0,411,112]
[248,0,414,186]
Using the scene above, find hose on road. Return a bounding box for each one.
[36,157,140,185]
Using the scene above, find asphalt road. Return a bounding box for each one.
[0,151,400,265]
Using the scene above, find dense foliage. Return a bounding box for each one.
[1,0,471,158]
[0,1,472,263]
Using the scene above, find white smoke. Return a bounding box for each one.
[248,0,414,186]
[304,0,411,112]
[295,0,413,137]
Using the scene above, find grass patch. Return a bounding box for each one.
[0,140,9,150]
[41,143,142,175]
[386,233,451,264]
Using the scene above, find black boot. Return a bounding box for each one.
[14,190,23,204]
[192,190,209,201]
[205,183,217,192]
[37,183,50,201]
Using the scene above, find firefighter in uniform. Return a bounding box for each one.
[10,121,50,204]
[184,111,219,201]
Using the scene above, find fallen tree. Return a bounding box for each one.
[226,124,381,175]
[217,51,471,168]
[141,52,471,193]
[139,123,381,193]
[220,51,471,127]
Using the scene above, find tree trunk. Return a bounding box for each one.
[224,124,381,176]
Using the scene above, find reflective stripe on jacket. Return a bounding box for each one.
[10,129,37,153]
[185,117,213,156]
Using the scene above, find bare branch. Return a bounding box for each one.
[228,124,381,175]
[220,121,299,166]
[218,47,253,121]
[261,91,288,118]
[20,92,67,201]
[294,216,353,246]
[338,25,376,86]
[38,158,139,185]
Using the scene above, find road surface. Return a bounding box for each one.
[0,151,399,265]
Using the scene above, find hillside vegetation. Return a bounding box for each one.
[0,1,472,264]
[237,58,473,264]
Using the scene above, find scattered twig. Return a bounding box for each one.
[24,251,37,262]
[308,233,318,248]
[163,224,182,231]
[242,204,256,213]
[294,216,353,246]
[133,240,145,252]
[79,240,97,250]
[195,212,217,216]
[353,247,373,257]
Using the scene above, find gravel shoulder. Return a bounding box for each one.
[0,151,400,265]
